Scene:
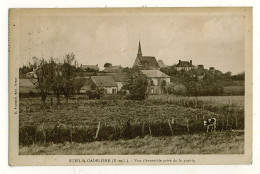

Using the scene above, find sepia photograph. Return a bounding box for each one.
[9,8,252,165]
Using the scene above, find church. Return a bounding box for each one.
[132,41,170,94]
[132,41,160,70]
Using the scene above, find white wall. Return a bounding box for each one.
[151,78,158,85]
[116,82,123,91]
[104,87,118,94]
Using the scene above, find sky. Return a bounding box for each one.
[18,12,245,74]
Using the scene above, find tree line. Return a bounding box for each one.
[22,53,85,107]
[160,66,245,96]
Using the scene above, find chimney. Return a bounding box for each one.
[190,60,192,64]
[179,60,181,63]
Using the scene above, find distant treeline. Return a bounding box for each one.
[160,66,245,96]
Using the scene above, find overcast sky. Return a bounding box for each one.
[19,12,245,74]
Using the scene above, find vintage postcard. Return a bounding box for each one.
[9,8,252,165]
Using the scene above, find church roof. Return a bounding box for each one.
[139,56,160,69]
[157,60,167,68]
[141,70,170,78]
[133,41,160,69]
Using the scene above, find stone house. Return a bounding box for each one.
[80,76,118,94]
[80,64,99,72]
[175,60,195,71]
[141,70,170,94]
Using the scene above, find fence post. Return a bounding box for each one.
[171,117,175,124]
[70,128,73,143]
[168,119,174,136]
[148,124,152,136]
[94,121,101,139]
[186,118,190,132]
[235,110,238,128]
[142,121,145,137]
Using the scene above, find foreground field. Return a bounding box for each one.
[19,131,244,155]
[19,95,244,154]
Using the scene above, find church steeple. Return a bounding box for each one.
[137,41,142,58]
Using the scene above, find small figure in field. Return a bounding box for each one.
[203,118,217,132]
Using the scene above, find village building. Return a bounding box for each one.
[157,60,167,68]
[209,67,215,73]
[80,64,99,72]
[175,60,195,71]
[80,76,118,94]
[103,65,123,73]
[133,41,160,70]
[19,79,39,93]
[141,70,170,94]
[197,65,204,69]
[26,71,37,79]
[111,73,127,91]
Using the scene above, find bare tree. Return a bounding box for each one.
[31,57,52,107]
[48,58,63,105]
[61,53,77,107]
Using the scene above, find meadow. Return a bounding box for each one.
[20,131,244,155]
[19,95,245,154]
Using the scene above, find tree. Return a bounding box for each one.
[19,64,33,78]
[165,82,187,96]
[123,70,148,100]
[232,72,245,81]
[160,79,167,94]
[60,53,77,107]
[104,63,112,68]
[160,66,177,76]
[32,57,52,106]
[48,58,63,105]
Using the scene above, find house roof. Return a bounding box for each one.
[175,61,194,67]
[141,70,170,78]
[111,73,127,82]
[157,60,167,68]
[103,65,122,73]
[81,65,99,71]
[19,79,39,93]
[91,76,117,87]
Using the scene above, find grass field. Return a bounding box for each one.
[148,95,244,108]
[19,95,245,154]
[19,131,244,155]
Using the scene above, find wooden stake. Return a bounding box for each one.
[94,121,101,139]
[70,128,73,143]
[186,118,190,132]
[235,111,238,128]
[171,117,175,124]
[168,119,174,136]
[142,122,145,137]
[148,126,152,136]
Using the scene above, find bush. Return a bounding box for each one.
[86,88,105,99]
[165,83,186,96]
